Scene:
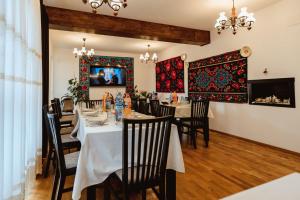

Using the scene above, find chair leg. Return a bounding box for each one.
[51,169,59,200]
[43,149,53,178]
[177,124,183,143]
[159,178,166,200]
[192,129,197,149]
[104,183,111,200]
[123,187,129,200]
[56,174,66,200]
[204,127,209,148]
[142,189,146,200]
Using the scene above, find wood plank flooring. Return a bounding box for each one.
[26,131,300,200]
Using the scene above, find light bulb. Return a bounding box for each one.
[145,52,150,59]
[214,21,221,28]
[140,54,145,61]
[246,13,256,23]
[73,48,78,54]
[81,47,86,53]
[238,7,249,19]
[217,12,228,23]
[89,0,101,8]
[152,53,158,62]
[110,0,121,10]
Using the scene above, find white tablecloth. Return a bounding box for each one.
[72,111,185,200]
[172,104,214,119]
[221,173,300,200]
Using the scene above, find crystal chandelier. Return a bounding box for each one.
[139,44,158,64]
[82,0,127,16]
[215,0,256,35]
[73,38,95,58]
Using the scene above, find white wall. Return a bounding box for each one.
[50,48,156,99]
[158,0,300,152]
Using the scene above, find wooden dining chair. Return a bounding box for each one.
[61,96,74,114]
[158,105,176,118]
[47,113,80,200]
[137,99,149,115]
[43,105,81,178]
[53,98,74,116]
[51,99,74,127]
[107,116,173,200]
[150,100,160,117]
[85,100,102,109]
[178,100,210,148]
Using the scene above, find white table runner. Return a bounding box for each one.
[72,110,185,200]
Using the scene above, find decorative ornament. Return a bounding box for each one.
[215,0,256,35]
[180,53,187,61]
[83,0,127,16]
[139,44,158,64]
[240,46,252,57]
[73,38,95,58]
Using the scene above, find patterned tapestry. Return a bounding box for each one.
[188,50,247,103]
[156,56,184,93]
[79,55,134,99]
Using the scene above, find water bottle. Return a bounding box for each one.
[115,92,124,122]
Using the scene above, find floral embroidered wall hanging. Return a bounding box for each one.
[188,50,248,103]
[155,56,184,93]
[79,55,134,100]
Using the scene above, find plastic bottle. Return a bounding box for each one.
[115,92,124,121]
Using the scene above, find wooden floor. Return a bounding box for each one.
[27,131,300,200]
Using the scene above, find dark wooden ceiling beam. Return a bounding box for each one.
[46,6,210,46]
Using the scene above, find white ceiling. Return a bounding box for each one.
[44,0,281,30]
[50,29,174,53]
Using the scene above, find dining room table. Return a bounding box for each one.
[71,107,185,200]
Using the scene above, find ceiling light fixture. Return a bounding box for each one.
[140,44,158,64]
[215,0,256,35]
[73,38,95,58]
[82,0,127,16]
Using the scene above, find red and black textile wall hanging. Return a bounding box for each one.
[188,50,248,103]
[156,56,184,93]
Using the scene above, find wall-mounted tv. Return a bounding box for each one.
[89,66,127,87]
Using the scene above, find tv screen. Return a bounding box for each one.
[89,66,127,87]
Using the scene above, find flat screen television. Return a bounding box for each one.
[89,66,127,87]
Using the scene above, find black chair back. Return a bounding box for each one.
[138,99,149,114]
[47,113,66,172]
[150,100,160,117]
[191,100,209,126]
[51,98,62,118]
[85,100,102,109]
[159,105,176,118]
[43,105,54,146]
[122,116,173,191]
[61,96,74,112]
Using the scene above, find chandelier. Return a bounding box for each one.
[82,0,127,16]
[215,0,256,35]
[139,44,158,64]
[73,38,95,58]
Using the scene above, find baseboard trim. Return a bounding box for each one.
[210,129,300,157]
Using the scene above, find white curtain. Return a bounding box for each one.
[0,0,42,199]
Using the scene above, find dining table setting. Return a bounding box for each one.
[70,105,186,200]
